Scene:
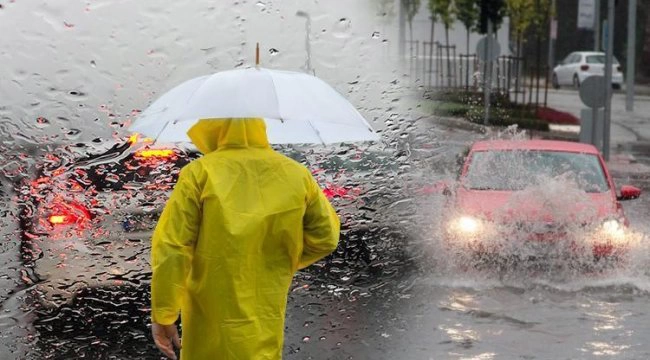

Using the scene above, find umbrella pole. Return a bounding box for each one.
[256,42,260,67]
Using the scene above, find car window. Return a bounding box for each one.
[571,54,581,63]
[586,55,620,64]
[463,150,609,192]
[561,53,573,65]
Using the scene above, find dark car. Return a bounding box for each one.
[19,136,409,306]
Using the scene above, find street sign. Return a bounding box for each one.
[551,19,558,40]
[476,36,501,62]
[579,75,609,108]
[578,0,596,29]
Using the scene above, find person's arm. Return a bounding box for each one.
[298,176,340,269]
[151,165,202,325]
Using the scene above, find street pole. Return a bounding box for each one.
[626,0,637,112]
[548,0,557,79]
[484,20,493,125]
[296,11,313,75]
[603,0,615,161]
[594,0,601,51]
[398,1,406,66]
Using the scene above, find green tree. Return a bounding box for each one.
[429,0,455,86]
[478,0,507,34]
[427,7,438,88]
[375,0,396,24]
[507,0,535,61]
[456,0,479,54]
[401,0,421,44]
[531,0,551,37]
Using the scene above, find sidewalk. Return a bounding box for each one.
[544,90,650,178]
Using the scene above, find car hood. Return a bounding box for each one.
[454,187,617,223]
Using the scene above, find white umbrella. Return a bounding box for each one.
[128,67,379,144]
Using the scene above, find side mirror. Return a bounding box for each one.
[617,185,641,201]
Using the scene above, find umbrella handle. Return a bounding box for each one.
[256,42,260,66]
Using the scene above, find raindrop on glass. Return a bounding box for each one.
[36,117,50,128]
[371,31,380,39]
[65,129,81,140]
[269,48,279,56]
[301,336,311,343]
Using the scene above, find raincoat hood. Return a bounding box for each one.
[187,118,270,154]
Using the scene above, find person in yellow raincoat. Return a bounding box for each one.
[150,118,340,359]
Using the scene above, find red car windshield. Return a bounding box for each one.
[463,150,609,193]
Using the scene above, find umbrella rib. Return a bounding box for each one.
[307,119,326,145]
[152,119,173,146]
[264,69,284,123]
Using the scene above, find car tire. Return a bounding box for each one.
[573,74,580,89]
[552,73,560,89]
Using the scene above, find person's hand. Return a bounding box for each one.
[152,322,181,359]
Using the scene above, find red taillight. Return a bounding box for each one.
[134,149,175,159]
[580,64,589,71]
[47,202,91,226]
[323,186,348,199]
[48,214,73,225]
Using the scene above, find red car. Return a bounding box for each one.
[440,140,642,264]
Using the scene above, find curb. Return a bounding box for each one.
[425,116,488,133]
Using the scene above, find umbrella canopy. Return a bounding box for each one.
[129,67,379,144]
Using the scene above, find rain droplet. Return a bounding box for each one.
[333,18,352,39]
[269,48,279,56]
[65,129,81,140]
[35,117,50,128]
[256,1,266,8]
[90,60,97,68]
[301,336,311,343]
[371,31,380,39]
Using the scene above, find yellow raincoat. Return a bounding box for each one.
[151,118,340,359]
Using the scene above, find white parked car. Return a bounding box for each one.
[552,51,624,89]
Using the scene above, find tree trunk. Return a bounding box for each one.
[466,26,471,90]
[516,34,523,103]
[429,18,435,87]
[536,32,542,108]
[408,21,414,79]
[446,26,451,87]
[643,1,650,77]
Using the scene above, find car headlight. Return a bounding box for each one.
[600,219,626,242]
[449,216,483,236]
